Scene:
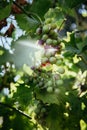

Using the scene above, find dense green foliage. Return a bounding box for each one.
[0,0,87,130]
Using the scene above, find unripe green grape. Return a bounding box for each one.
[42,34,48,41]
[47,86,53,93]
[51,23,57,29]
[36,27,42,35]
[53,74,61,80]
[56,59,62,65]
[47,80,53,86]
[54,32,58,37]
[57,67,65,74]
[45,51,52,58]
[51,51,56,56]
[49,57,56,63]
[56,79,63,85]
[46,38,53,45]
[43,25,49,33]
[49,30,55,36]
[54,88,60,94]
[41,57,48,63]
[53,40,57,45]
[45,18,52,24]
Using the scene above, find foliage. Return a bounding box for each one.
[0,0,87,130]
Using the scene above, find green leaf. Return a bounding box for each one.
[29,0,52,19]
[36,91,59,105]
[68,33,78,48]
[58,0,86,8]
[35,86,66,105]
[0,4,12,20]
[44,7,65,27]
[46,104,65,130]
[16,14,39,34]
[76,37,87,52]
[13,84,32,108]
[65,0,86,8]
[76,53,87,71]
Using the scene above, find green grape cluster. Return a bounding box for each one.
[28,68,64,94]
[41,48,64,66]
[36,18,61,48]
[34,101,48,125]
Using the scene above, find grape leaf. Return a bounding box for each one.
[35,87,66,105]
[58,0,86,8]
[36,91,60,105]
[44,7,64,27]
[46,104,65,130]
[16,14,39,34]
[0,4,12,20]
[29,0,52,19]
[12,84,32,108]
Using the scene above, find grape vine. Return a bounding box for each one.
[0,0,87,130]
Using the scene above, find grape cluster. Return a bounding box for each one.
[28,68,64,94]
[36,18,61,48]
[41,47,64,67]
[34,101,48,125]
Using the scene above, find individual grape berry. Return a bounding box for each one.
[51,23,57,29]
[49,30,55,36]
[57,67,65,74]
[46,38,53,45]
[45,18,52,24]
[53,73,61,80]
[43,25,50,33]
[54,88,60,94]
[49,57,56,64]
[47,86,53,93]
[56,79,63,85]
[38,40,44,45]
[42,34,48,41]
[46,80,53,86]
[41,57,48,63]
[56,59,62,65]
[45,51,52,58]
[36,27,42,35]
[53,40,57,45]
[53,32,58,38]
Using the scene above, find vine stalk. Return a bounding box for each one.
[0,102,31,119]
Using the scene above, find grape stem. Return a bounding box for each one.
[13,1,43,25]
[58,18,66,32]
[0,102,31,119]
